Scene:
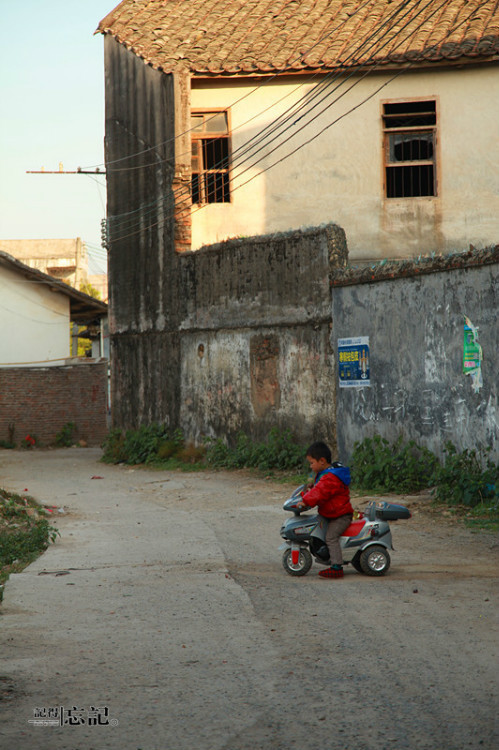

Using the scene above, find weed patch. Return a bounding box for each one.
[432,442,498,508]
[351,435,438,493]
[101,424,306,474]
[351,435,499,530]
[204,428,305,472]
[55,422,77,447]
[0,489,59,602]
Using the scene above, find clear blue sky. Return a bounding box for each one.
[0,1,114,273]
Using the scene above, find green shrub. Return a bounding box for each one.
[122,424,169,465]
[55,422,77,447]
[351,434,439,493]
[432,442,498,508]
[1,489,60,601]
[101,428,127,464]
[0,519,58,567]
[103,424,304,472]
[205,428,305,472]
[101,424,184,465]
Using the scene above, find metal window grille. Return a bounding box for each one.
[191,111,231,204]
[383,101,436,198]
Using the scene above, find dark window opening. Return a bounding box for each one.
[383,100,436,198]
[191,111,231,204]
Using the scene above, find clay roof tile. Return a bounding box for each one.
[97,0,499,75]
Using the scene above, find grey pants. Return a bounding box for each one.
[325,514,353,566]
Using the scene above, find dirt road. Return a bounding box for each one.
[0,448,498,750]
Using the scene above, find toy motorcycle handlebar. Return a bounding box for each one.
[283,486,307,514]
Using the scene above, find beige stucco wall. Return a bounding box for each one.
[190,65,499,260]
[0,265,70,366]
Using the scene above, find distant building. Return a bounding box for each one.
[0,238,108,301]
[0,250,109,446]
[0,250,108,366]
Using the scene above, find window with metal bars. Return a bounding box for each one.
[383,100,437,198]
[191,111,231,204]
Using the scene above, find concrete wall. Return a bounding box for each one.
[104,39,347,444]
[0,362,109,446]
[191,65,499,262]
[103,42,498,453]
[1,263,70,366]
[177,224,347,444]
[104,37,179,430]
[332,249,499,463]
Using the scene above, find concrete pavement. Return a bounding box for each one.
[0,449,279,750]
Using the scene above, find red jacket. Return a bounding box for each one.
[301,472,353,519]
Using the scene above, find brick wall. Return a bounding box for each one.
[0,361,109,447]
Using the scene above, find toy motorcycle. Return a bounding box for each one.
[279,485,411,576]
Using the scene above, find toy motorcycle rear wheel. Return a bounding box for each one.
[351,554,363,573]
[282,548,313,576]
[359,545,391,576]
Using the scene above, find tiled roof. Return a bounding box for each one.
[97,0,499,75]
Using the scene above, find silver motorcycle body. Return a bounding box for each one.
[279,485,410,576]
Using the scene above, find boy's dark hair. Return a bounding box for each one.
[306,441,332,463]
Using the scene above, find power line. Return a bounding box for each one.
[105,0,418,188]
[107,0,454,242]
[87,0,378,172]
[107,0,422,235]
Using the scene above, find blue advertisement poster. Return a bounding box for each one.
[338,337,370,387]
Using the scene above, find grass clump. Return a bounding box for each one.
[0,489,59,602]
[351,434,498,530]
[55,422,77,447]
[101,424,203,468]
[101,424,305,474]
[204,428,305,472]
[101,424,184,465]
[351,435,439,493]
[432,442,498,508]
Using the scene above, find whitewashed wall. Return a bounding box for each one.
[1,265,70,366]
[191,65,499,261]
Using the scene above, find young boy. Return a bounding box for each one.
[297,441,353,579]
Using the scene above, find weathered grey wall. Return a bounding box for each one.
[332,250,499,462]
[177,224,347,444]
[104,37,180,430]
[104,43,498,458]
[103,39,348,449]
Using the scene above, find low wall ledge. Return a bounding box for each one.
[331,245,499,287]
[180,223,345,257]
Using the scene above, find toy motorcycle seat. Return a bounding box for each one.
[342,520,366,537]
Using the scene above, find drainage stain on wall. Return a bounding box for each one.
[250,335,281,418]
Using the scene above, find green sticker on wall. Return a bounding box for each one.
[463,316,483,392]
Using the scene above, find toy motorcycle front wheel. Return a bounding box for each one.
[359,545,391,576]
[282,548,313,576]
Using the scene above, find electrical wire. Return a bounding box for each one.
[84,0,378,171]
[106,0,423,233]
[106,0,419,216]
[107,0,456,241]
[0,299,68,324]
[105,0,419,196]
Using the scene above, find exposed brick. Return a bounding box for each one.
[0,362,109,447]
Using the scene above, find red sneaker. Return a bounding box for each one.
[318,567,344,579]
